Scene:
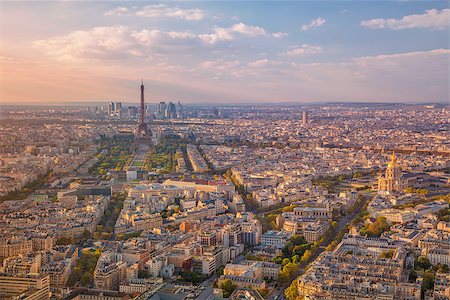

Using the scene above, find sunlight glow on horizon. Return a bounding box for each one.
[0,2,448,104]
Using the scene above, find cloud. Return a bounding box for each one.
[285,49,449,101]
[231,23,266,36]
[272,32,288,38]
[361,8,450,30]
[199,59,241,70]
[33,23,278,61]
[136,4,205,21]
[4,47,448,103]
[196,58,285,78]
[33,26,140,62]
[106,4,206,20]
[104,7,129,16]
[193,49,449,101]
[282,44,323,57]
[301,17,326,31]
[199,23,268,44]
[353,48,450,63]
[247,59,281,68]
[33,26,204,62]
[197,59,241,77]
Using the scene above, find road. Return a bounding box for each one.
[268,287,285,300]
[196,275,217,300]
[278,194,371,297]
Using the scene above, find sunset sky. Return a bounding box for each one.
[0,1,448,104]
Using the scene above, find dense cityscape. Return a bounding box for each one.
[1,1,449,300]
[0,80,448,300]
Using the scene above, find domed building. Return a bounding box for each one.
[378,152,404,195]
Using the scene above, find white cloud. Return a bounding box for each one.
[282,44,323,57]
[197,59,284,78]
[106,4,205,20]
[33,23,277,62]
[285,49,449,101]
[104,7,129,16]
[247,59,282,68]
[199,59,241,70]
[361,8,450,30]
[301,17,326,31]
[33,26,203,62]
[231,23,266,36]
[272,32,288,38]
[194,49,449,102]
[136,4,205,21]
[199,23,268,44]
[353,49,450,63]
[11,42,450,103]
[198,60,241,77]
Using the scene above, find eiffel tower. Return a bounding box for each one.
[135,80,152,144]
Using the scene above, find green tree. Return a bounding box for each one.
[325,240,338,251]
[353,172,363,179]
[380,250,394,259]
[301,250,313,263]
[360,216,390,237]
[80,272,92,286]
[409,269,418,283]
[279,262,299,283]
[285,279,299,300]
[422,271,435,295]
[435,264,450,273]
[180,271,206,284]
[220,279,237,298]
[216,266,225,276]
[138,270,150,278]
[417,256,432,270]
[281,258,291,268]
[290,235,307,246]
[282,205,297,213]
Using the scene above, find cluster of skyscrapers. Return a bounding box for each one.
[107,102,123,118]
[107,100,184,120]
[157,101,184,119]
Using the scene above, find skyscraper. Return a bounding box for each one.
[108,102,114,116]
[158,102,166,118]
[302,110,308,126]
[145,104,152,120]
[135,81,152,142]
[177,101,184,119]
[108,101,122,117]
[167,102,176,118]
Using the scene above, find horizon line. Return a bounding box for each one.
[0,100,448,107]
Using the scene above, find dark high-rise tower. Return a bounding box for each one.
[136,80,152,142]
[302,110,308,126]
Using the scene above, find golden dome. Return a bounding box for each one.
[387,151,396,168]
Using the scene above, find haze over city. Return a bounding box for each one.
[0,1,449,104]
[0,2,450,300]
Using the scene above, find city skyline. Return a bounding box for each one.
[0,1,448,104]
